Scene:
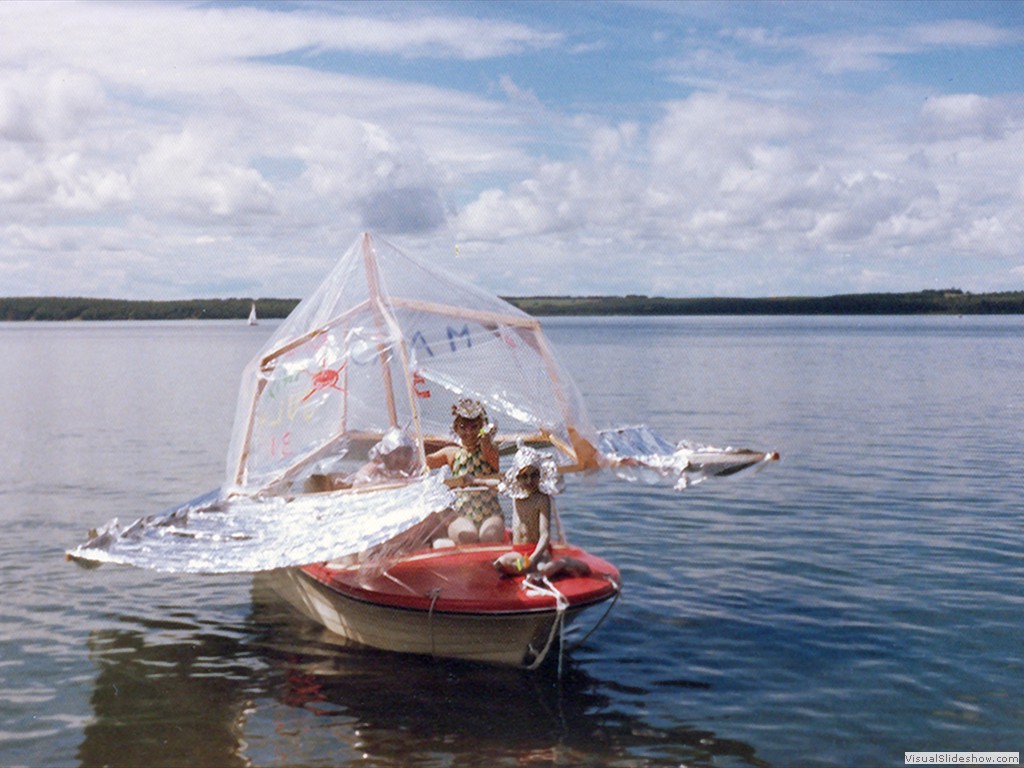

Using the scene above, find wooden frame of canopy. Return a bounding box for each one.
[232,233,598,490]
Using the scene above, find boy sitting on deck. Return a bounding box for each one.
[493,446,590,579]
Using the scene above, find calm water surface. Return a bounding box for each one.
[1,317,1021,767]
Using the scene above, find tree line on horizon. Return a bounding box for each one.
[1,289,1023,321]
[506,289,1024,316]
[0,297,301,322]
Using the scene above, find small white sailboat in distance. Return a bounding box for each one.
[248,301,258,326]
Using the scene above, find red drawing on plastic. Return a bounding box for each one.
[302,362,347,402]
[413,371,431,399]
[270,432,293,458]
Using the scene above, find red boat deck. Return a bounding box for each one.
[301,544,620,615]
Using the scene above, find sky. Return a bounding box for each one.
[2,1,1023,300]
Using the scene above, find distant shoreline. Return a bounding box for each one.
[2,289,1023,320]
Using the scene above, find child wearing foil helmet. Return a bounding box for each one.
[351,428,419,485]
[492,446,589,578]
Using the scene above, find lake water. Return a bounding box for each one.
[1,316,1021,767]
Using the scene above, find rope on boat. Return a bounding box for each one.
[426,588,442,657]
[521,576,569,673]
[564,576,620,652]
[421,575,617,671]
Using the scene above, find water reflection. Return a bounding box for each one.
[77,581,768,767]
[78,621,255,768]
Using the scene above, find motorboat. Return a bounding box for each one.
[69,232,775,669]
[268,542,619,667]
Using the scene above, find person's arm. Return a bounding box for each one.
[425,446,453,470]
[526,497,551,570]
[535,426,601,474]
[479,427,500,473]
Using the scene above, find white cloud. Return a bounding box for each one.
[0,68,106,143]
[0,1,538,298]
[726,18,1021,76]
[50,152,132,211]
[133,127,275,219]
[0,145,48,205]
[453,83,1024,295]
[498,75,544,111]
[910,19,1019,48]
[0,2,562,72]
[589,122,638,163]
[0,1,1021,299]
[920,93,1014,139]
[293,116,448,233]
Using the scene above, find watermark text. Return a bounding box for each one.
[906,753,1018,765]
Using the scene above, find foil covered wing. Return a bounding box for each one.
[66,475,454,574]
[598,425,779,490]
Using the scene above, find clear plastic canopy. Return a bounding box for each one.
[226,232,598,495]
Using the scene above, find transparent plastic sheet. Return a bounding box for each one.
[598,425,778,490]
[66,475,454,574]
[224,233,596,496]
[69,233,600,573]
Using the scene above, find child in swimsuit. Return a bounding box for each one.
[493,446,589,578]
[426,399,504,544]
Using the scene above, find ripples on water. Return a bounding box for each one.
[1,317,1021,767]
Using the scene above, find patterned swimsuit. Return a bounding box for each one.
[451,446,503,523]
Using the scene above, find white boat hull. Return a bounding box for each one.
[264,567,592,666]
